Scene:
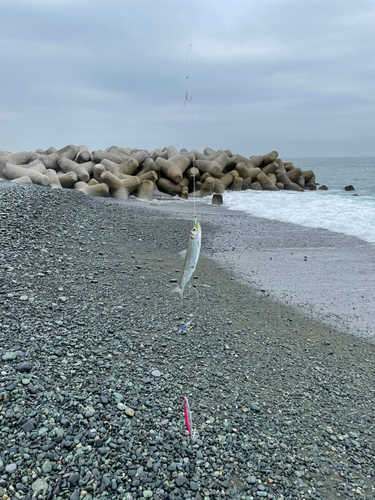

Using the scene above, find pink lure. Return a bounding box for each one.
[183,397,192,436]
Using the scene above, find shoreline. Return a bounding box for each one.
[1,183,375,500]
[126,195,375,343]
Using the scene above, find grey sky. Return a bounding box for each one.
[1,0,374,157]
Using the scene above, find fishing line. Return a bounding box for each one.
[193,173,196,222]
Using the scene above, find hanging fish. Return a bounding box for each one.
[172,219,201,300]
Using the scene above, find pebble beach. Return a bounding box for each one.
[1,183,375,500]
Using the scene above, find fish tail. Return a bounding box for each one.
[171,286,184,300]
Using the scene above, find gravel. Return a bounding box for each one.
[0,182,375,500]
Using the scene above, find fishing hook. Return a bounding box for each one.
[183,91,192,107]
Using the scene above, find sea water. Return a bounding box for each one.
[223,157,375,244]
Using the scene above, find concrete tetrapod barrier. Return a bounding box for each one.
[268,173,277,188]
[136,170,158,184]
[297,175,305,189]
[276,171,293,189]
[276,171,304,191]
[231,154,256,170]
[106,146,132,156]
[157,178,183,196]
[229,176,243,191]
[45,147,57,154]
[181,187,189,200]
[262,162,278,175]
[194,151,220,161]
[263,150,279,165]
[118,158,139,176]
[140,157,155,172]
[101,159,120,176]
[186,167,200,191]
[200,177,216,196]
[101,171,140,200]
[257,171,278,191]
[93,164,106,183]
[275,159,286,172]
[136,180,154,201]
[286,167,303,182]
[11,176,33,184]
[57,157,90,182]
[79,161,96,176]
[1,144,318,198]
[155,157,190,184]
[8,151,36,165]
[57,144,79,159]
[19,159,46,173]
[45,169,63,189]
[130,150,148,167]
[305,179,317,190]
[2,164,50,186]
[100,171,129,200]
[75,145,91,164]
[91,150,127,164]
[235,162,251,180]
[74,181,109,197]
[150,148,168,161]
[36,153,61,170]
[302,170,315,182]
[58,172,78,189]
[214,171,238,194]
[242,168,262,190]
[195,159,222,177]
[249,155,264,168]
[206,154,229,177]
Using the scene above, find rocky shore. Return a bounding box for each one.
[1,183,374,500]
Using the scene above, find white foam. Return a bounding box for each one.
[223,190,375,244]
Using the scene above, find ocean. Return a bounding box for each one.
[222,157,375,244]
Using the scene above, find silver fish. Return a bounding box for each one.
[173,220,201,299]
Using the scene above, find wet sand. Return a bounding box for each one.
[132,196,375,342]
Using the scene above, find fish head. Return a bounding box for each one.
[190,221,201,239]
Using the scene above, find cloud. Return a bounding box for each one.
[0,0,374,156]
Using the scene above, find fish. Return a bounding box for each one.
[172,219,201,299]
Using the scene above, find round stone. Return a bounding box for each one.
[5,463,17,473]
[41,460,52,473]
[175,476,187,487]
[143,491,153,499]
[190,481,199,491]
[125,408,135,417]
[250,402,260,412]
[16,362,33,373]
[2,352,18,361]
[152,370,161,377]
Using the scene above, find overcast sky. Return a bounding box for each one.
[1,0,374,157]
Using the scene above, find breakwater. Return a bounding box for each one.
[0,145,316,200]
